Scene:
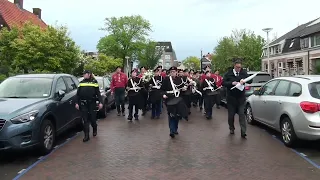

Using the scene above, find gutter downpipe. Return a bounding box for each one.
[307,50,310,75]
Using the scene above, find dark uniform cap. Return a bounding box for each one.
[153,68,159,72]
[156,66,162,69]
[131,69,136,73]
[83,70,92,74]
[190,69,194,73]
[183,69,189,72]
[205,71,211,74]
[140,66,146,70]
[169,66,178,71]
[115,66,122,70]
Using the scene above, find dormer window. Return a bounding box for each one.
[289,39,295,48]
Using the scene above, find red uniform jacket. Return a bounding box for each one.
[110,72,128,92]
[214,75,223,87]
[161,72,166,77]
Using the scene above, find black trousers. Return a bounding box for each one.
[227,96,246,134]
[141,90,148,112]
[114,87,125,113]
[213,91,221,107]
[80,101,97,135]
[128,103,139,118]
[204,95,214,117]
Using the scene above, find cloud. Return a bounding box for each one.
[22,0,320,60]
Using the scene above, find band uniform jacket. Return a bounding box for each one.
[148,75,163,103]
[181,76,193,96]
[126,77,143,107]
[201,77,217,96]
[161,76,188,117]
[222,68,252,105]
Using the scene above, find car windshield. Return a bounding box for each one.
[0,77,53,98]
[308,82,320,99]
[250,74,272,83]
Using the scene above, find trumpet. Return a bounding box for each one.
[187,77,197,86]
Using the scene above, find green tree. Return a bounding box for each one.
[137,41,163,69]
[0,22,81,75]
[97,15,152,72]
[213,29,265,73]
[182,56,200,70]
[84,54,123,75]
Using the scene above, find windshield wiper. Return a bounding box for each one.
[2,96,28,98]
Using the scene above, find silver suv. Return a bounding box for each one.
[245,75,320,147]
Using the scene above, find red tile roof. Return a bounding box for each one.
[0,0,47,29]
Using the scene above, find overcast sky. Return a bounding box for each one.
[20,0,320,60]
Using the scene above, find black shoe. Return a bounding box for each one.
[151,116,155,119]
[122,112,125,116]
[127,116,133,121]
[216,106,220,109]
[170,133,175,138]
[230,130,235,134]
[184,117,188,121]
[206,116,212,120]
[174,132,179,135]
[241,134,247,138]
[134,115,139,120]
[93,129,97,137]
[142,111,146,116]
[188,111,191,115]
[155,116,160,119]
[117,112,121,116]
[83,136,90,142]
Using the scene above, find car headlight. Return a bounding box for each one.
[10,110,39,124]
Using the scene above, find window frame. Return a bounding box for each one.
[273,80,291,96]
[260,80,279,96]
[63,76,77,93]
[55,77,67,94]
[287,81,302,97]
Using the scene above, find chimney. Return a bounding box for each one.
[14,0,23,9]
[33,8,42,19]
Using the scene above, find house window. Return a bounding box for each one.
[289,39,294,48]
[165,55,171,60]
[165,62,170,67]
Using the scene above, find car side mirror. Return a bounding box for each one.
[253,90,260,95]
[57,90,65,100]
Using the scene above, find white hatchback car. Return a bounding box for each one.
[245,75,320,147]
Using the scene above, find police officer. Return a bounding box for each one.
[75,70,103,142]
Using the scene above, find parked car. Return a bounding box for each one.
[220,71,272,105]
[0,74,82,154]
[245,75,320,147]
[78,76,115,118]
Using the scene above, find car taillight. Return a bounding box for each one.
[245,86,251,90]
[300,101,320,113]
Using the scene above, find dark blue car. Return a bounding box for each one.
[0,74,82,154]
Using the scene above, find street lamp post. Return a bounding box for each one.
[200,49,203,70]
[125,56,130,77]
[262,28,273,74]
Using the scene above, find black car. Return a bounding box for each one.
[78,76,115,118]
[0,74,82,154]
[220,71,272,105]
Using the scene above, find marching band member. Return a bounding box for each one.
[161,66,188,138]
[126,70,144,121]
[138,66,148,115]
[148,68,163,119]
[181,69,194,117]
[198,70,205,111]
[201,71,217,119]
[213,70,223,109]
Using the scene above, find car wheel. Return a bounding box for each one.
[245,104,255,125]
[39,119,55,155]
[280,117,298,147]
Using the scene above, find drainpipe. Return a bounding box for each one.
[307,50,310,74]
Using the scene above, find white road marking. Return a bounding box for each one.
[300,153,307,157]
[17,169,25,174]
[38,156,43,160]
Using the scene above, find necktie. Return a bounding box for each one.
[236,72,239,76]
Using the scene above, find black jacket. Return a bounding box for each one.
[76,78,102,104]
[222,68,252,98]
[126,77,143,97]
[201,77,217,95]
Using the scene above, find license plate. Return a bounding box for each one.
[254,87,260,90]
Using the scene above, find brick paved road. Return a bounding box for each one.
[19,107,320,180]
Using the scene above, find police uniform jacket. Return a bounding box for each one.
[76,78,102,105]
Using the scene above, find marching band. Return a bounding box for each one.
[124,66,222,138]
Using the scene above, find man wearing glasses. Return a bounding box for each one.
[222,59,252,138]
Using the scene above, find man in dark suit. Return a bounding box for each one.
[222,59,252,138]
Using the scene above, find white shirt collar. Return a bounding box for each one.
[233,69,239,76]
